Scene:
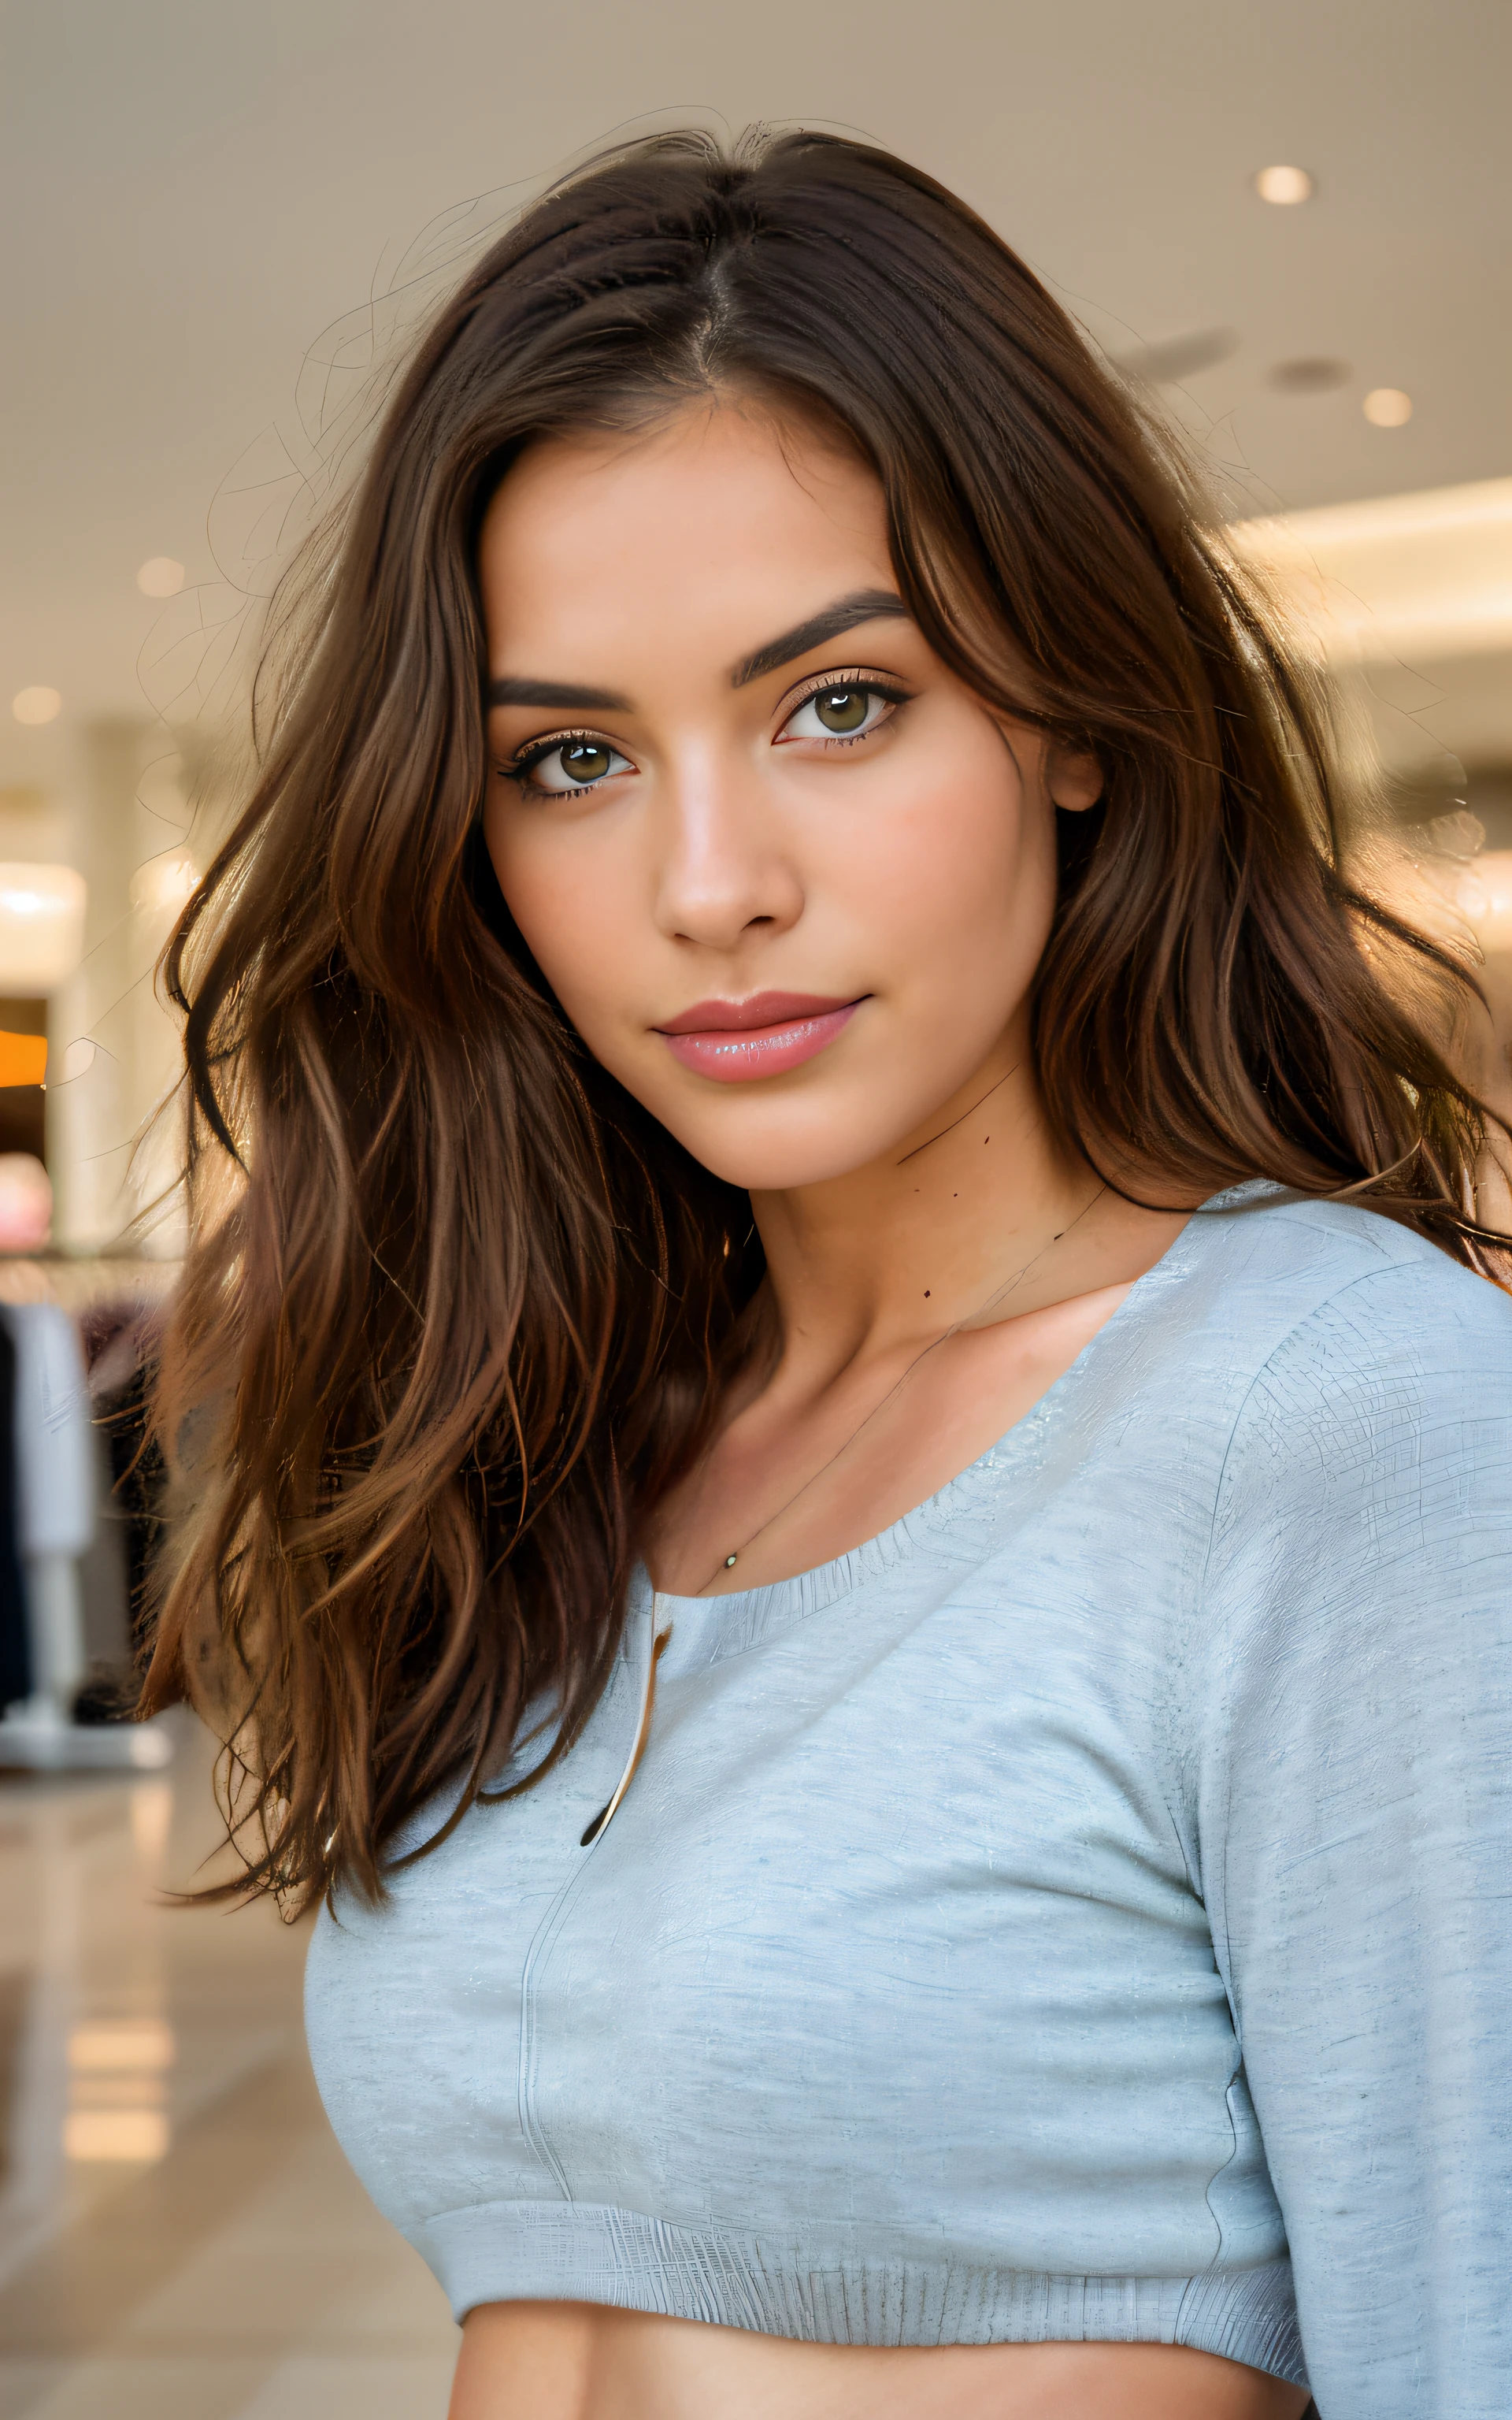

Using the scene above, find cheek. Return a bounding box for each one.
[482,797,632,1023]
[841,737,1058,1008]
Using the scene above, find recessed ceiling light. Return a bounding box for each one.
[1254,165,1314,206]
[136,556,185,598]
[1269,357,1351,394]
[11,685,61,726]
[1362,388,1413,427]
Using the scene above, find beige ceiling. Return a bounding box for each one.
[2,0,1508,789]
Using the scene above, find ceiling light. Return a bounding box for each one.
[1363,388,1413,428]
[1269,358,1351,394]
[0,862,87,988]
[1254,165,1314,205]
[136,556,185,598]
[1228,473,1512,664]
[11,685,61,726]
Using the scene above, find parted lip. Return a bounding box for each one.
[654,991,864,1034]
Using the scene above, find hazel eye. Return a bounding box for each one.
[815,687,869,733]
[779,685,896,744]
[517,738,634,793]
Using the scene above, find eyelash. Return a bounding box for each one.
[498,669,913,796]
[778,668,912,747]
[502,727,617,791]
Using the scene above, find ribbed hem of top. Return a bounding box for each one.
[409,2200,1307,2386]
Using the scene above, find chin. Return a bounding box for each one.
[650,1097,930,1193]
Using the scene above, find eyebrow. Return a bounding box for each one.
[487,676,632,711]
[731,588,910,688]
[485,588,910,716]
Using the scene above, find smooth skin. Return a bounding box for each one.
[464,401,1311,2420]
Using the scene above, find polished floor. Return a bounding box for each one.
[0,1713,460,2418]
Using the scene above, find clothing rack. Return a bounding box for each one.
[0,1254,177,1771]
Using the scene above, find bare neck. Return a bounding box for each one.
[747,1027,1102,1386]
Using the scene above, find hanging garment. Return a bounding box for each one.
[0,1320,28,1708]
[2,1305,94,1559]
[0,1303,94,1706]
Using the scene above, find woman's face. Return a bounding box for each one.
[480,403,1099,1193]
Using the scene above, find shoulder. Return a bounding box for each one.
[1112,1186,1511,1487]
[1189,1193,1512,1601]
[1177,1205,1511,1857]
[1059,1190,1510,1568]
[1174,1185,1512,1402]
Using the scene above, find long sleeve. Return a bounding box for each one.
[2,1303,94,1558]
[1195,1257,1512,2419]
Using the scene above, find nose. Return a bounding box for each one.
[651,740,804,954]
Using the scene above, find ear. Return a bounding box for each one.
[1045,743,1104,814]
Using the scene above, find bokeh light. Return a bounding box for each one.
[1254,164,1314,205]
[136,555,186,597]
[1363,387,1414,427]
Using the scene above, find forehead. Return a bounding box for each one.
[477,404,891,676]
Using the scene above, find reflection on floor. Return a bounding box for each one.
[0,1712,459,2418]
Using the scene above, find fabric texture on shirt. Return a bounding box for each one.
[305,1190,1512,2418]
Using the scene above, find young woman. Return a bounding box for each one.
[148,130,1512,2420]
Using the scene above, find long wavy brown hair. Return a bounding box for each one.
[144,124,1510,1909]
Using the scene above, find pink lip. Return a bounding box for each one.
[654,991,865,1082]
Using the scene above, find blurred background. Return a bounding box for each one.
[0,1,1507,2413]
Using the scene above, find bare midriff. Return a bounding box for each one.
[449,2303,1314,2420]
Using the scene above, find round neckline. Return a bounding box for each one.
[645,1183,1277,1635]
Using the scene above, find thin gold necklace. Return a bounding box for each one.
[700,1183,1106,1595]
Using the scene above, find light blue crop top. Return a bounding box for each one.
[305,1191,1512,2418]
